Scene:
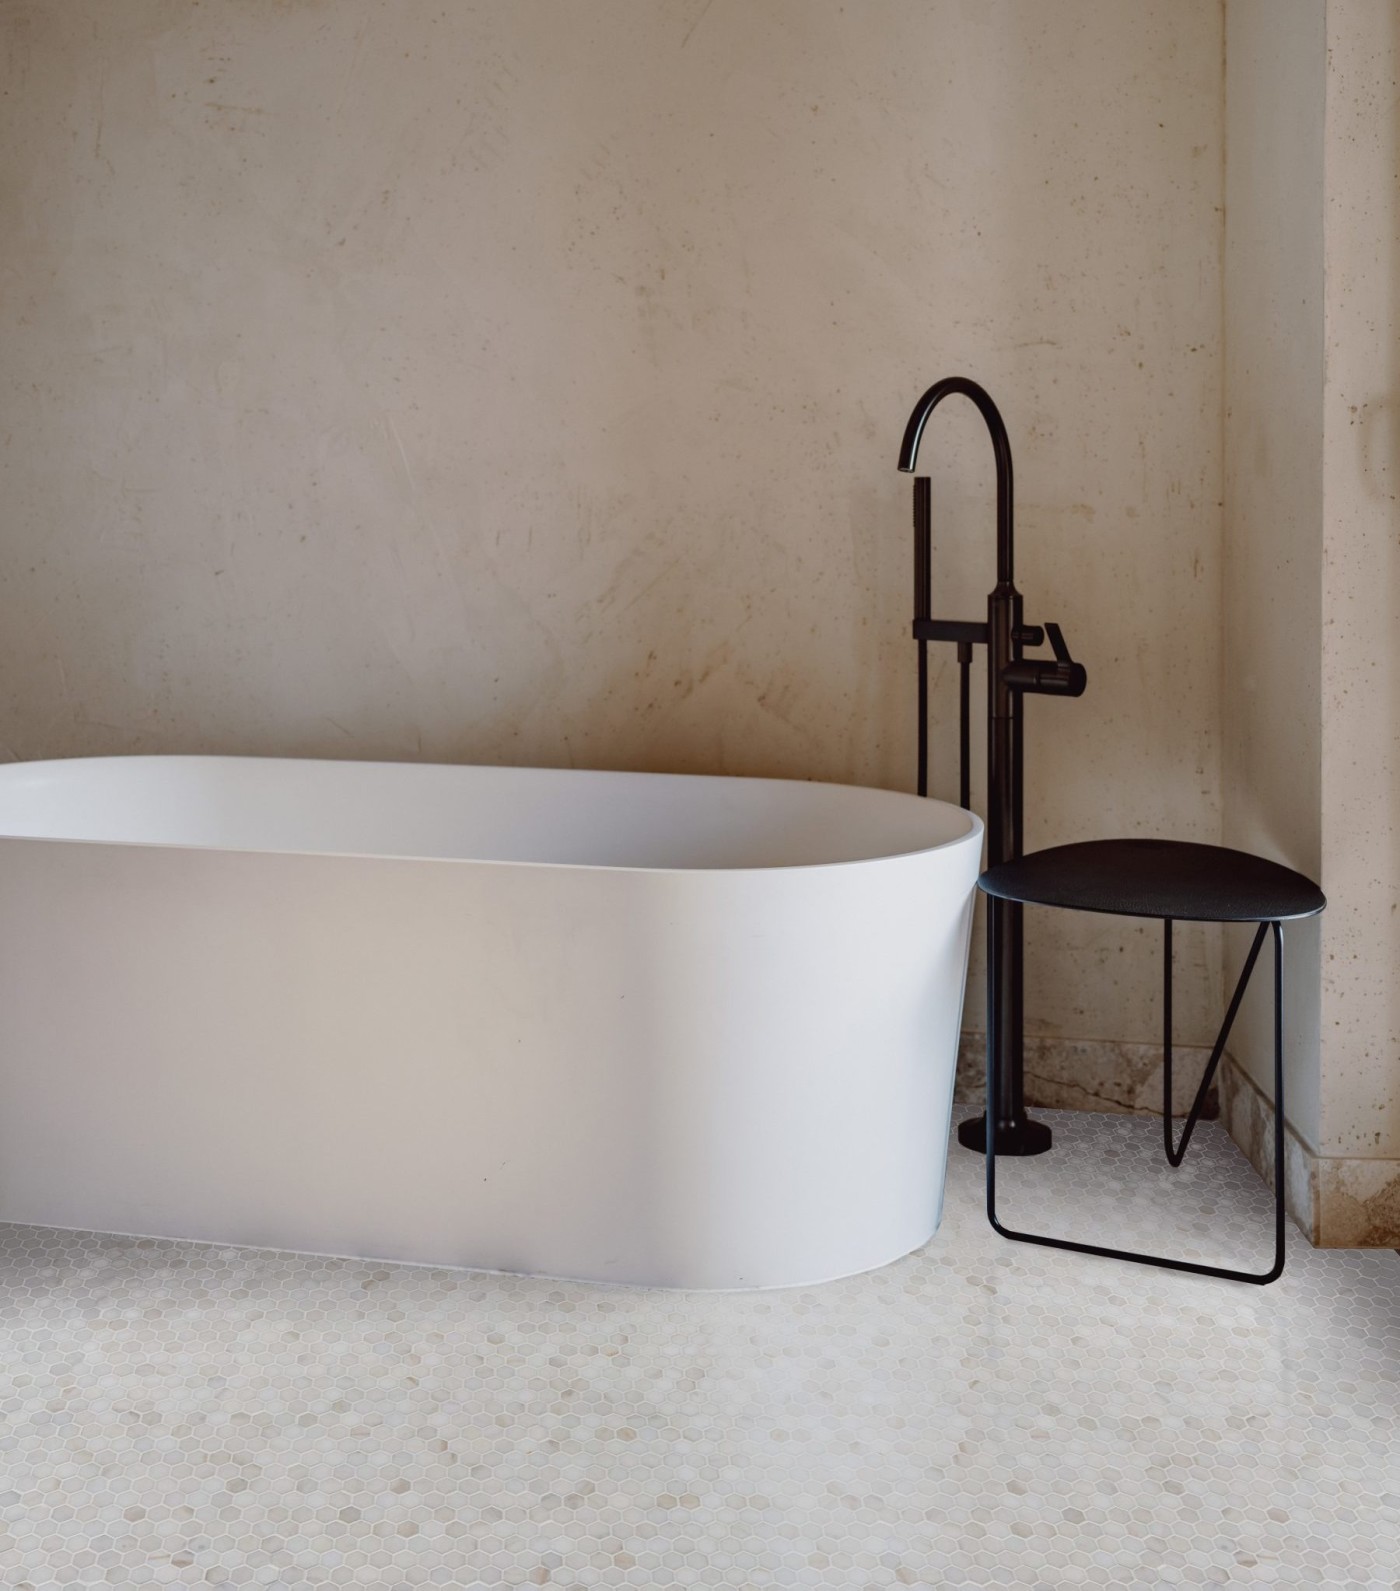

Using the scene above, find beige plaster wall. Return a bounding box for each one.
[0,2,1225,1047]
[1221,0,1400,1242]
[1319,0,1400,1163]
[1221,0,1325,1148]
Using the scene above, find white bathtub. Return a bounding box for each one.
[0,757,981,1289]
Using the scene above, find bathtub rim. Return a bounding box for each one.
[0,753,984,877]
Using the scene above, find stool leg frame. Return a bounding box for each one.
[985,899,1287,1285]
[1163,920,1268,1167]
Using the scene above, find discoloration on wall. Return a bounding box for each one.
[0,1,1224,1048]
[955,1031,1220,1121]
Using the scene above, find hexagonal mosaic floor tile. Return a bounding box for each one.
[0,1111,1396,1587]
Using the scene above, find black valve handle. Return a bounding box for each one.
[1003,620,1087,697]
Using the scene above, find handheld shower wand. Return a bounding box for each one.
[899,377,1086,1156]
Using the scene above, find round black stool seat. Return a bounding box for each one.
[980,838,1325,923]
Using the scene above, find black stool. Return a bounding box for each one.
[978,839,1325,1285]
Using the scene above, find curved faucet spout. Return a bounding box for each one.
[897,376,1015,586]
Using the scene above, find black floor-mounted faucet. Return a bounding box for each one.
[898,377,1086,1157]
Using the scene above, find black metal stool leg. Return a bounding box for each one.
[1266,920,1287,1283]
[986,909,1288,1285]
[1164,921,1269,1167]
[1163,916,1173,1158]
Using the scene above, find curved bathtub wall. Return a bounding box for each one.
[0,758,981,1289]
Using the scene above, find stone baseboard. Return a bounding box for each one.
[1217,1054,1400,1248]
[954,1032,1400,1247]
[954,1031,1221,1118]
[1213,1053,1317,1240]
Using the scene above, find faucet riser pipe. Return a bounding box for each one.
[900,377,1073,1159]
[914,479,932,799]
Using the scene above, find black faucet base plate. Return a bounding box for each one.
[957,1113,1053,1157]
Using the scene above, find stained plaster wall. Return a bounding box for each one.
[0,4,1226,1056]
[1223,0,1400,1244]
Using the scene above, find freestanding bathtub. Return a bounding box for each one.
[0,757,981,1289]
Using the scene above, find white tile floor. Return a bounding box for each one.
[0,1111,1396,1589]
